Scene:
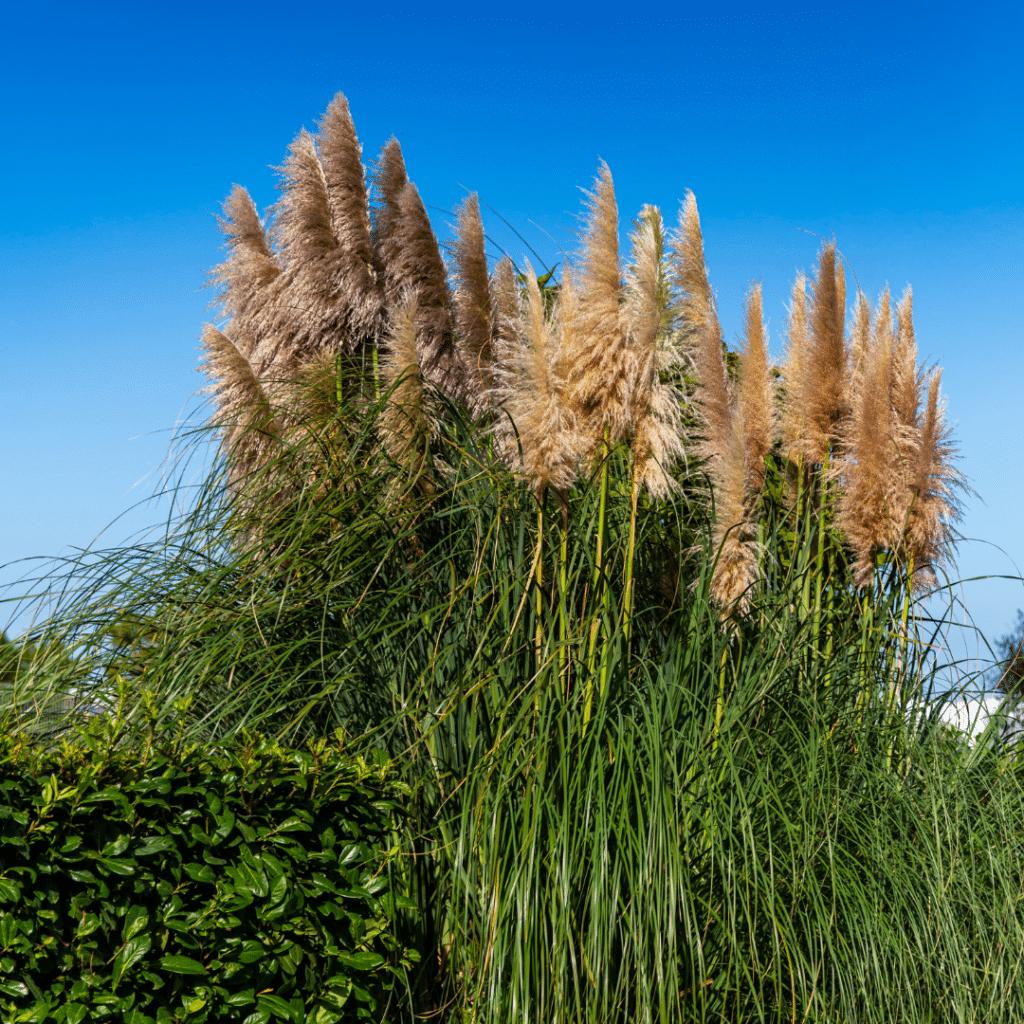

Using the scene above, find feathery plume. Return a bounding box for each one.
[564,162,631,444]
[836,290,896,587]
[209,185,281,350]
[671,192,758,609]
[903,368,964,591]
[848,289,872,394]
[489,255,519,365]
[370,137,409,311]
[780,274,809,458]
[674,193,731,469]
[627,205,685,498]
[378,293,435,494]
[452,193,494,402]
[802,241,847,467]
[737,283,774,491]
[501,260,583,497]
[198,325,282,493]
[891,286,922,433]
[778,276,811,460]
[313,92,380,341]
[710,410,760,614]
[391,181,465,392]
[671,190,722,362]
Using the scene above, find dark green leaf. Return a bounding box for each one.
[113,934,152,987]
[157,954,207,975]
[336,951,385,970]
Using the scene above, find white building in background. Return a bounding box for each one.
[932,693,1024,748]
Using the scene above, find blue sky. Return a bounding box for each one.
[3,1,1022,677]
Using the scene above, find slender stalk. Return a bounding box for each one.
[583,427,610,733]
[623,477,640,645]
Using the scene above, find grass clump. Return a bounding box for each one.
[3,93,1020,1024]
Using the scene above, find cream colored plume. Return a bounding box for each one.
[209,185,281,345]
[370,136,409,311]
[737,283,774,492]
[780,274,808,458]
[500,260,583,497]
[563,162,632,445]
[198,325,282,488]
[709,410,760,615]
[378,292,435,494]
[848,289,872,397]
[626,205,685,498]
[902,368,964,591]
[671,191,758,610]
[452,193,493,403]
[673,193,730,471]
[836,295,895,587]
[489,255,519,365]
[800,242,848,467]
[264,94,381,368]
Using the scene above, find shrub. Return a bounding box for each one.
[0,722,417,1023]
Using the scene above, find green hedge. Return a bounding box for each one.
[0,726,419,1023]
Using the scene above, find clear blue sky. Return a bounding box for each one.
[3,1,1022,677]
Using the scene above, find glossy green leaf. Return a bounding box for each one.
[157,954,207,975]
[123,903,150,941]
[336,951,385,970]
[112,934,152,987]
[256,993,299,1021]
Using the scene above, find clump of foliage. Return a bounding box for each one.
[0,713,416,1023]
[5,92,1018,1024]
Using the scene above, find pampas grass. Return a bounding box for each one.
[451,193,494,406]
[564,161,631,447]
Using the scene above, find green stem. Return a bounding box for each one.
[583,428,611,734]
[623,479,639,646]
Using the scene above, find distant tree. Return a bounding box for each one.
[995,610,1024,697]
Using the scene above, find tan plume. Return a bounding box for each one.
[370,137,409,312]
[626,205,685,498]
[903,368,964,591]
[836,289,897,587]
[379,292,435,495]
[737,283,774,492]
[501,260,583,497]
[564,161,631,444]
[209,185,281,350]
[710,410,760,615]
[198,325,282,488]
[802,241,847,467]
[452,193,493,402]
[780,274,809,459]
[391,181,466,393]
[489,255,519,366]
[674,193,731,471]
[848,289,872,397]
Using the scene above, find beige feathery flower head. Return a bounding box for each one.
[501,260,584,497]
[209,185,281,346]
[489,255,519,367]
[835,298,894,588]
[848,289,872,399]
[780,274,808,460]
[737,283,775,492]
[563,161,632,446]
[379,291,436,495]
[626,205,686,498]
[709,410,761,615]
[370,136,409,310]
[801,241,847,467]
[452,192,493,405]
[903,367,964,591]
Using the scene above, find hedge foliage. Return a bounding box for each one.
[0,720,418,1023]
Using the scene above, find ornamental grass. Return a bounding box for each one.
[4,93,1020,1024]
